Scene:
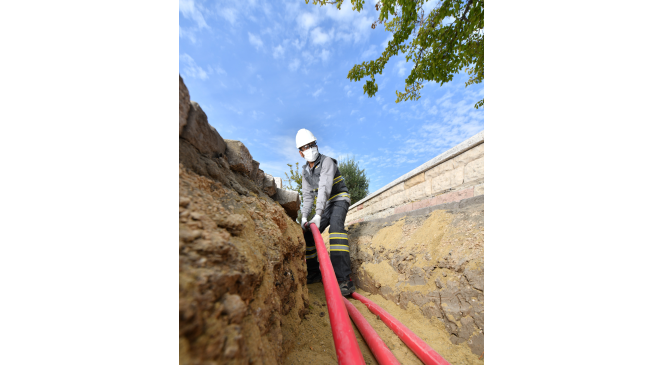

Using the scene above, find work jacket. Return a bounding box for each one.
[301,153,350,218]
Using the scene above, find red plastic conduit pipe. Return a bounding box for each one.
[342,296,401,365]
[351,292,451,365]
[309,223,365,365]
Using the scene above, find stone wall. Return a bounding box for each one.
[345,131,484,225]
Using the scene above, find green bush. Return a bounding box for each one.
[338,156,370,206]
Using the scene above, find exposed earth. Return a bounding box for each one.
[283,284,483,365]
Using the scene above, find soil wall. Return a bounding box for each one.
[344,196,484,357]
[179,76,309,365]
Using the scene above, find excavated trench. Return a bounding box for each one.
[299,199,485,365]
[179,75,484,365]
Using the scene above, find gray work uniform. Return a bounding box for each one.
[302,153,352,283]
[301,154,351,217]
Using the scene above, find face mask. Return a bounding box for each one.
[303,147,319,162]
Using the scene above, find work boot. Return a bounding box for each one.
[307,272,322,284]
[339,279,355,296]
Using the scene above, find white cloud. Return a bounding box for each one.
[350,109,359,115]
[179,0,209,29]
[319,144,346,161]
[436,92,454,107]
[313,88,323,97]
[376,95,384,104]
[179,26,197,43]
[277,98,284,105]
[381,34,393,49]
[336,31,352,43]
[289,58,301,72]
[292,38,305,50]
[180,54,208,80]
[302,51,315,65]
[273,44,285,59]
[207,65,226,76]
[248,32,263,50]
[297,12,319,32]
[361,45,377,59]
[224,104,243,115]
[311,27,333,45]
[268,134,300,162]
[396,60,409,76]
[311,1,372,44]
[390,96,484,160]
[359,117,365,122]
[320,49,331,62]
[379,77,390,90]
[218,7,237,25]
[422,0,439,15]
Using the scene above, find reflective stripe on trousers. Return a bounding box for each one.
[304,200,351,282]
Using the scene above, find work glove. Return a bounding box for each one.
[301,214,309,230]
[309,214,321,229]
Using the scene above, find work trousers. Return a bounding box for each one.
[304,200,351,283]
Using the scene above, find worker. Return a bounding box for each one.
[296,128,355,296]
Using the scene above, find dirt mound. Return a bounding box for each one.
[345,198,484,358]
[179,75,309,365]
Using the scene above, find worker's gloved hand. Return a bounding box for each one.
[301,215,309,231]
[309,214,321,229]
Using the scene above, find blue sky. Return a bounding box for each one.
[179,0,484,193]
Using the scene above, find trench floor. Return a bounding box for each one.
[283,283,483,365]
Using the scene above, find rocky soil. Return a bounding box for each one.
[179,76,309,365]
[343,197,485,359]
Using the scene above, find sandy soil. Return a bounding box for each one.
[283,283,483,365]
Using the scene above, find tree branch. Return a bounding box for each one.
[460,0,472,22]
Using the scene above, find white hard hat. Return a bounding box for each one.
[296,129,317,149]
